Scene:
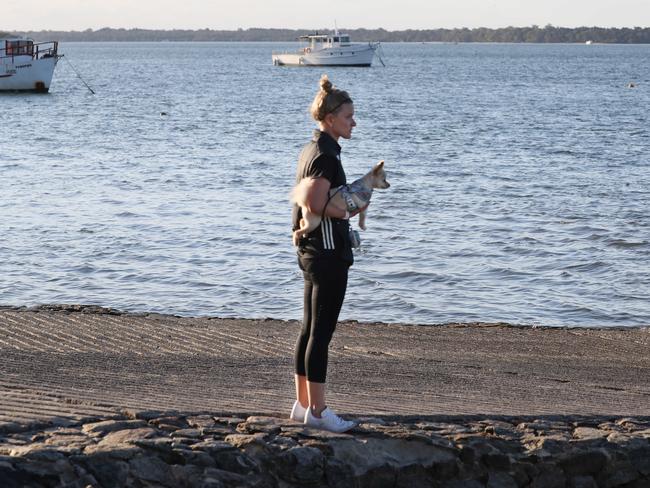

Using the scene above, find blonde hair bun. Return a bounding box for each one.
[320,74,333,93]
[309,74,352,122]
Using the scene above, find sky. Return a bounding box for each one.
[4,0,649,31]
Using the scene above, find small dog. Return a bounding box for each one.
[291,160,390,246]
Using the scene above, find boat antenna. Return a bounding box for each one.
[334,20,338,36]
[64,57,95,94]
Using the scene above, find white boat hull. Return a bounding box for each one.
[273,45,377,67]
[0,56,59,92]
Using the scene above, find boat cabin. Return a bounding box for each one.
[1,37,59,64]
[299,34,352,51]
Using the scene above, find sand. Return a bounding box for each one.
[1,305,649,429]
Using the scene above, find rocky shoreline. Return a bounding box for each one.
[2,410,650,487]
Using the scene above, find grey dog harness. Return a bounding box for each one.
[338,179,373,212]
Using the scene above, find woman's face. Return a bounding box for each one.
[324,103,356,140]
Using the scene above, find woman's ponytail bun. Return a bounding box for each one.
[310,74,352,122]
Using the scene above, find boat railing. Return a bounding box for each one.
[0,41,59,62]
[272,41,379,56]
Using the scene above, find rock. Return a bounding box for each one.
[570,476,598,488]
[615,418,650,430]
[213,449,259,475]
[129,455,173,485]
[187,415,217,429]
[149,416,189,429]
[356,417,387,426]
[134,437,175,453]
[325,457,356,488]
[82,419,147,436]
[482,452,511,470]
[77,456,129,488]
[329,438,457,477]
[201,425,238,437]
[524,435,568,455]
[202,467,250,486]
[442,481,484,488]
[358,464,397,488]
[171,464,204,487]
[395,463,435,487]
[237,416,286,435]
[269,436,299,450]
[559,450,609,476]
[43,434,90,450]
[83,442,144,460]
[100,427,158,445]
[416,422,472,435]
[213,416,246,426]
[572,427,608,440]
[630,428,650,438]
[14,457,69,477]
[278,446,324,484]
[1,465,40,488]
[629,446,650,476]
[530,463,566,488]
[224,433,267,449]
[201,478,226,488]
[280,425,354,440]
[9,443,66,461]
[171,428,202,439]
[0,422,26,435]
[598,460,640,487]
[172,448,217,468]
[487,471,518,488]
[481,420,521,439]
[190,440,237,454]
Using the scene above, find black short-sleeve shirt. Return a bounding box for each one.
[292,130,353,265]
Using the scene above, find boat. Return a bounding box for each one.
[272,31,381,67]
[1,36,62,92]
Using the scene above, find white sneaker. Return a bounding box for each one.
[290,400,308,422]
[304,407,357,433]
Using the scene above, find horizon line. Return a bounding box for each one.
[7,24,650,33]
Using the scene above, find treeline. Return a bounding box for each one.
[6,25,650,43]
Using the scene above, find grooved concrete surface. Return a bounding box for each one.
[1,307,649,428]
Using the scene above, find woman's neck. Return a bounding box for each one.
[318,124,339,142]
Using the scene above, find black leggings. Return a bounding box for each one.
[295,256,349,383]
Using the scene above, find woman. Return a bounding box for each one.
[290,75,363,433]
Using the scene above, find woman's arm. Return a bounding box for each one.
[303,177,349,220]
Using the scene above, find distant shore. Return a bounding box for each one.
[6,26,650,43]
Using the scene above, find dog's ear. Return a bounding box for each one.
[373,160,385,173]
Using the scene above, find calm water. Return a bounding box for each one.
[1,42,649,326]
